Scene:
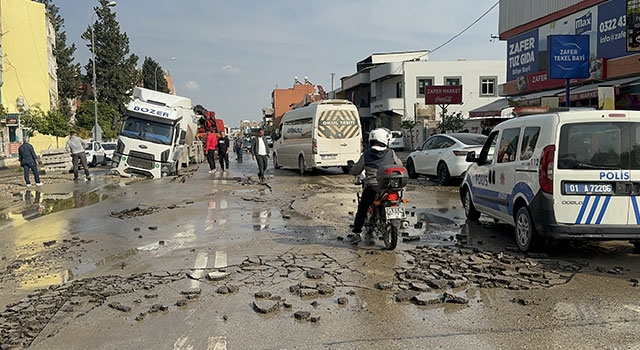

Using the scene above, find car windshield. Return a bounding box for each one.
[120,117,173,145]
[454,134,487,146]
[391,131,402,138]
[102,143,116,150]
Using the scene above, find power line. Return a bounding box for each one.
[429,1,500,55]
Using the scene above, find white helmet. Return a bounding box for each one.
[369,128,390,147]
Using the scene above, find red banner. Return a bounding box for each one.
[425,85,463,105]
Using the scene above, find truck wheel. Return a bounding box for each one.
[298,156,306,176]
[514,206,541,252]
[462,187,481,221]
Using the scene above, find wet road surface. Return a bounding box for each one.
[1,153,640,349]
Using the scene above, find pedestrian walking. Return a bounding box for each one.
[217,131,230,172]
[205,131,218,173]
[234,134,244,163]
[65,131,91,181]
[251,128,270,183]
[18,136,42,187]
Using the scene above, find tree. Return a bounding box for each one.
[42,109,73,148]
[142,57,170,93]
[35,0,82,105]
[436,107,465,133]
[74,100,120,140]
[81,0,139,115]
[19,107,47,137]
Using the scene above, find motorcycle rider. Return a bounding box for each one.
[349,128,402,245]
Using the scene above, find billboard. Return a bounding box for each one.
[627,0,640,51]
[548,35,590,79]
[425,85,463,105]
[507,0,627,83]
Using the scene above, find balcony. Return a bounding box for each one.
[371,98,404,115]
[370,62,403,82]
[342,71,371,90]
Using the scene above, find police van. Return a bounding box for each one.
[460,110,640,252]
[272,99,362,175]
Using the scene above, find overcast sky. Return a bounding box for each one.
[54,0,506,127]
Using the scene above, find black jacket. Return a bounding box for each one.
[350,147,401,187]
[18,142,38,166]
[218,136,230,153]
[251,135,270,156]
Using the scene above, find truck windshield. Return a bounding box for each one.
[120,117,173,145]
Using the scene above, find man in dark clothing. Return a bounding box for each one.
[18,137,42,187]
[217,131,230,172]
[349,128,401,244]
[234,134,244,163]
[250,128,270,183]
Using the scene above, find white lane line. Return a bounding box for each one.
[190,251,208,289]
[214,251,227,268]
[208,336,227,350]
[173,336,194,350]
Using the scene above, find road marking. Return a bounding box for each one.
[208,336,227,350]
[173,336,193,350]
[214,251,227,268]
[190,251,208,289]
[624,304,640,313]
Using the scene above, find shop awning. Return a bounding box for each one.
[468,98,510,118]
[558,76,640,103]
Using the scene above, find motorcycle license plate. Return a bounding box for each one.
[385,206,406,219]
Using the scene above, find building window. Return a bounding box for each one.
[396,81,403,98]
[480,76,497,97]
[444,77,461,86]
[417,77,434,97]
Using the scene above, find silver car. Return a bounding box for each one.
[406,133,486,185]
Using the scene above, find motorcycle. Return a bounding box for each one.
[355,165,410,250]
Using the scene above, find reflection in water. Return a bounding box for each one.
[252,209,271,231]
[205,199,228,232]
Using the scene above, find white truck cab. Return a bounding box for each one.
[461,110,640,252]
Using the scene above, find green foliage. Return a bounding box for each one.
[142,57,170,93]
[82,0,139,113]
[74,100,120,139]
[19,107,47,137]
[401,120,416,130]
[436,107,465,133]
[43,109,73,138]
[35,0,82,104]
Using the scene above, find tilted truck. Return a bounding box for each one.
[112,87,204,178]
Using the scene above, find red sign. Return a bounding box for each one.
[425,85,463,105]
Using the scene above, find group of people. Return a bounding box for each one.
[18,130,91,187]
[204,128,270,183]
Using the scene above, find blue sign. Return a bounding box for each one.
[598,0,627,58]
[548,35,590,79]
[507,29,539,82]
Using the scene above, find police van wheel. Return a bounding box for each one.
[462,188,481,221]
[515,206,540,252]
[298,156,306,175]
[407,159,418,179]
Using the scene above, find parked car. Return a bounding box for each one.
[406,133,486,185]
[265,135,274,147]
[102,142,116,161]
[389,130,405,150]
[85,140,107,167]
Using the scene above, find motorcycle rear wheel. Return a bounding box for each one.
[383,223,398,250]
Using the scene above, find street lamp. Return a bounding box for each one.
[91,1,116,142]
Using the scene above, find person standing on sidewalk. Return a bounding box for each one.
[217,131,230,172]
[18,136,42,187]
[251,128,270,183]
[205,131,218,173]
[65,131,91,181]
